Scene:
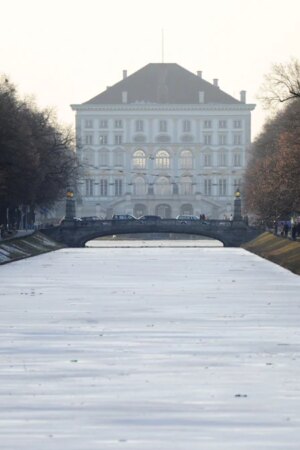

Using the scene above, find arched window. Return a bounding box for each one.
[180,176,193,195]
[155,177,172,196]
[114,149,124,166]
[180,150,193,169]
[83,148,94,166]
[155,150,170,169]
[99,149,109,166]
[133,150,146,169]
[156,204,172,218]
[133,177,147,196]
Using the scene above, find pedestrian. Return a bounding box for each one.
[283,222,289,238]
[296,222,300,238]
[291,224,297,240]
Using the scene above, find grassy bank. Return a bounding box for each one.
[242,232,300,276]
[0,232,64,265]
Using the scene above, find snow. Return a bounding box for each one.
[0,244,300,449]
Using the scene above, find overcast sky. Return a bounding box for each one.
[1,0,299,138]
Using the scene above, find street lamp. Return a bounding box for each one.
[233,188,242,221]
[65,190,76,220]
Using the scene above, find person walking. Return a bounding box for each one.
[283,222,289,238]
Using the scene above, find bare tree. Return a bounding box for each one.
[259,58,300,108]
[0,76,80,228]
[245,99,300,220]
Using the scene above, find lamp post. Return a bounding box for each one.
[65,190,76,220]
[233,188,242,221]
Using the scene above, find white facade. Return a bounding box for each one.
[71,65,255,219]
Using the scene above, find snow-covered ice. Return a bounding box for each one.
[0,244,300,449]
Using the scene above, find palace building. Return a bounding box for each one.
[71,63,255,219]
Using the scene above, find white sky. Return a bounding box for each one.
[1,0,300,138]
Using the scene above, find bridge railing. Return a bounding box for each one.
[58,218,246,230]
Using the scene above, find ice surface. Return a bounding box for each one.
[0,244,300,449]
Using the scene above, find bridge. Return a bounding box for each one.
[41,218,261,248]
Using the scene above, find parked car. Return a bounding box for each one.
[80,216,102,221]
[176,215,199,221]
[112,214,137,221]
[138,215,162,222]
[59,216,82,225]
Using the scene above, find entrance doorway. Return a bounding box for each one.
[155,204,172,218]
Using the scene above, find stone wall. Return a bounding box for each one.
[0,232,64,265]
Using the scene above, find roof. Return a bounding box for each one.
[84,63,240,105]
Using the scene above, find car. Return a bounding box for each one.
[80,216,102,221]
[176,215,199,221]
[59,216,82,225]
[111,214,137,221]
[138,215,162,221]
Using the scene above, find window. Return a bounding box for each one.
[204,120,212,128]
[204,179,212,196]
[85,134,93,145]
[233,134,242,145]
[233,153,242,166]
[219,120,227,128]
[180,176,193,195]
[114,135,122,145]
[233,120,242,129]
[159,120,167,132]
[85,119,93,128]
[218,152,227,166]
[155,177,172,196]
[99,150,109,166]
[114,120,123,128]
[99,119,108,128]
[155,150,170,169]
[204,134,212,145]
[233,178,242,191]
[100,179,108,196]
[204,153,212,166]
[114,150,123,166]
[183,120,191,132]
[218,179,227,196]
[99,134,108,145]
[133,150,146,169]
[180,150,193,169]
[135,120,144,132]
[84,148,94,165]
[133,177,147,196]
[218,134,227,145]
[114,179,122,196]
[85,179,94,196]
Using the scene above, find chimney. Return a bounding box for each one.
[213,78,219,88]
[123,70,127,79]
[240,90,246,103]
[197,71,202,78]
[199,91,205,104]
[122,91,128,103]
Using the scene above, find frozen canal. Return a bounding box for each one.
[0,243,300,449]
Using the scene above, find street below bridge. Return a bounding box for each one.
[0,243,300,449]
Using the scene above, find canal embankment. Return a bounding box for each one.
[0,231,64,265]
[242,231,300,275]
